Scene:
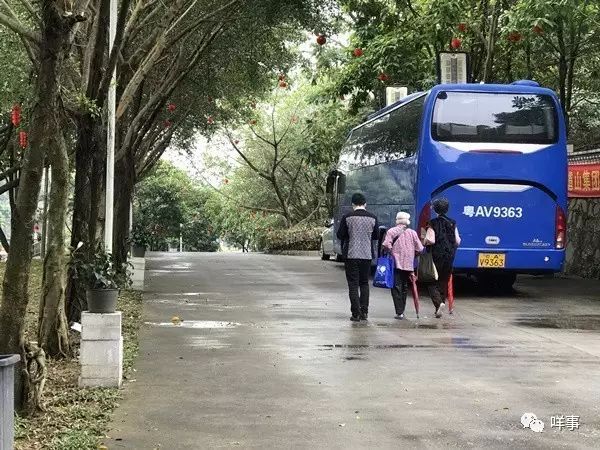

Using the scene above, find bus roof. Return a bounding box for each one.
[360,81,558,130]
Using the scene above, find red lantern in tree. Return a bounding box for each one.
[451,38,462,49]
[279,80,288,88]
[508,32,522,43]
[249,119,257,125]
[163,119,172,128]
[207,116,214,125]
[224,178,229,184]
[250,101,257,109]
[377,72,389,82]
[208,96,213,103]
[11,104,21,127]
[316,34,326,46]
[291,115,299,124]
[167,103,176,112]
[457,23,467,33]
[234,139,240,145]
[18,131,27,149]
[533,25,543,35]
[353,48,363,57]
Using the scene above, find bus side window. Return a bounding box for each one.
[386,95,425,159]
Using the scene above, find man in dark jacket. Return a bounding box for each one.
[336,193,379,321]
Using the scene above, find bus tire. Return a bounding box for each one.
[335,254,344,262]
[475,272,516,294]
[495,273,517,293]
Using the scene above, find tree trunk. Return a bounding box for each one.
[0,1,68,409]
[113,151,136,270]
[483,2,499,83]
[0,225,9,253]
[66,115,103,322]
[38,135,71,358]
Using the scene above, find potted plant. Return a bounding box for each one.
[131,223,149,257]
[72,247,132,313]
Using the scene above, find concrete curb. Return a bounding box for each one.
[267,250,319,257]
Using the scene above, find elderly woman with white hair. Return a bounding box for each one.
[382,212,424,319]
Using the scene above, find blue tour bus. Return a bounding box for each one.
[326,80,567,290]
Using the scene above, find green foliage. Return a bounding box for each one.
[0,26,31,112]
[202,78,360,250]
[336,0,600,147]
[262,226,323,252]
[71,246,132,290]
[135,162,219,251]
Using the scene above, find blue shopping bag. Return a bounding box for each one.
[373,255,395,289]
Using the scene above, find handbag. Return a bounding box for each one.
[373,255,395,289]
[417,250,438,283]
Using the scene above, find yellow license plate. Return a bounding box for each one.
[478,253,506,268]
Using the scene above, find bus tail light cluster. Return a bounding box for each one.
[418,201,431,241]
[555,206,566,249]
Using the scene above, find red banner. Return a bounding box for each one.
[568,163,600,198]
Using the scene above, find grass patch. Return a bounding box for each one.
[0,260,144,450]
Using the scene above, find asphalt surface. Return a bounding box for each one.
[107,252,600,449]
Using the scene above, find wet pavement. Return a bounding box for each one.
[108,253,600,449]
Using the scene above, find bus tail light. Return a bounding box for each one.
[418,201,431,240]
[555,206,566,249]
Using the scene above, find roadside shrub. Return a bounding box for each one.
[262,226,322,252]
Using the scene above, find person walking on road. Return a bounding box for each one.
[337,193,379,322]
[423,198,461,318]
[382,212,424,320]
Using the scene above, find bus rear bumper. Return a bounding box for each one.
[453,248,565,274]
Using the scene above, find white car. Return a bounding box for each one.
[320,220,342,261]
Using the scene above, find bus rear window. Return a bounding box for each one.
[432,92,558,144]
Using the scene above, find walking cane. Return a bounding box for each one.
[448,274,454,314]
[410,273,420,318]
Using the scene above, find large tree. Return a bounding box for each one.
[0,0,87,407]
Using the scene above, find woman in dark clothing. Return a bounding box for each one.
[423,198,461,318]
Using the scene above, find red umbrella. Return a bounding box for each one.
[447,274,455,314]
[410,273,420,318]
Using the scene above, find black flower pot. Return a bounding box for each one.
[87,289,119,313]
[131,245,146,258]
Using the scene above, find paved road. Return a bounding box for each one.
[108,253,600,449]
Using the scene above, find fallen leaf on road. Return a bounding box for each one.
[339,423,346,427]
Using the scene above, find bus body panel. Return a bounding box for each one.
[416,84,567,274]
[332,82,567,275]
[333,157,417,255]
[438,183,561,272]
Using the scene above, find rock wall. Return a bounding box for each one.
[565,198,600,279]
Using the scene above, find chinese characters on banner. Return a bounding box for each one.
[568,163,600,198]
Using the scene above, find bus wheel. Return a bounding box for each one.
[475,272,516,294]
[495,273,517,293]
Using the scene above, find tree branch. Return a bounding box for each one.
[98,0,134,105]
[117,23,225,161]
[166,0,240,47]
[0,7,40,44]
[228,137,273,181]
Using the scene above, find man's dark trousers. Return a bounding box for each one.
[345,259,371,316]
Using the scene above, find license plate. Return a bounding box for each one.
[478,253,506,268]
